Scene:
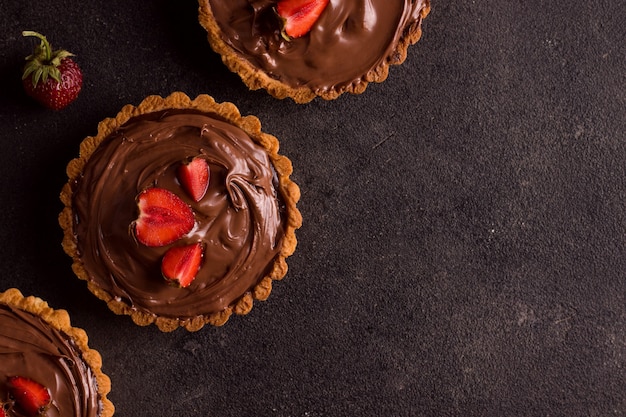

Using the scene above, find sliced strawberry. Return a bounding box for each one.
[276,0,329,39]
[8,376,51,417]
[178,157,210,202]
[161,243,204,288]
[133,187,194,247]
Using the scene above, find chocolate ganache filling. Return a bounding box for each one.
[207,0,430,92]
[0,304,100,417]
[71,110,286,319]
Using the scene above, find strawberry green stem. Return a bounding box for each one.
[22,30,52,61]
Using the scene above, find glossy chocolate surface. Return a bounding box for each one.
[0,304,100,417]
[71,110,285,319]
[207,0,430,93]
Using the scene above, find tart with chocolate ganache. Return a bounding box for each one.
[198,0,431,103]
[59,92,302,332]
[0,288,114,417]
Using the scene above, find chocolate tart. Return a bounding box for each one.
[198,0,431,103]
[0,288,114,417]
[59,92,302,332]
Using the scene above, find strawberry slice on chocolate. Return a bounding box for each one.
[276,0,330,39]
[8,376,51,417]
[133,187,194,247]
[178,157,210,202]
[161,243,204,288]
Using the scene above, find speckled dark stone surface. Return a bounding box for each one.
[0,1,624,415]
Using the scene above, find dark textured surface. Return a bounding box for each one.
[0,1,624,416]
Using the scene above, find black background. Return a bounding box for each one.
[1,1,625,416]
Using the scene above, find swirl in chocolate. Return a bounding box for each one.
[71,110,285,319]
[207,0,430,93]
[0,304,100,417]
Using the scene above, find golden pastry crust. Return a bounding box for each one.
[0,288,115,417]
[197,0,431,103]
[59,92,302,332]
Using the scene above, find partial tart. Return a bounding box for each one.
[59,92,302,332]
[0,288,114,417]
[198,0,431,103]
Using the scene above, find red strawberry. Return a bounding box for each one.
[161,243,204,288]
[21,30,83,110]
[8,376,51,417]
[276,0,329,39]
[133,187,194,247]
[178,157,210,202]
[0,404,6,417]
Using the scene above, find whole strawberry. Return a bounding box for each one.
[22,31,83,110]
